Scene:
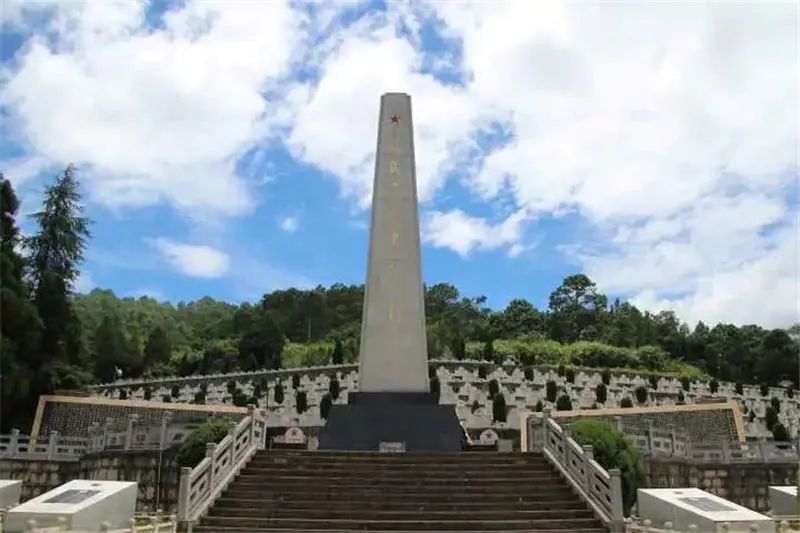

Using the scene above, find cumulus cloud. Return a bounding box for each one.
[422,209,530,257]
[278,214,300,233]
[1,0,302,216]
[150,238,230,278]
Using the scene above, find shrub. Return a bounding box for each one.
[601,369,611,385]
[193,391,205,404]
[681,377,691,391]
[765,406,778,430]
[677,390,685,404]
[331,338,344,365]
[620,397,633,408]
[430,377,440,400]
[735,382,744,395]
[556,394,573,411]
[524,367,534,381]
[295,391,307,413]
[292,374,300,389]
[772,422,789,442]
[709,380,719,394]
[320,394,332,419]
[557,364,566,377]
[226,380,236,394]
[635,386,648,405]
[565,368,575,384]
[171,385,180,399]
[648,375,659,390]
[118,390,128,400]
[177,419,231,468]
[252,384,262,399]
[483,340,495,362]
[492,393,507,423]
[273,382,284,404]
[232,388,249,407]
[478,366,487,379]
[546,380,557,402]
[143,388,151,401]
[161,395,171,403]
[770,397,781,413]
[534,400,543,412]
[488,379,499,399]
[787,387,794,399]
[329,378,341,400]
[570,419,645,514]
[760,384,769,396]
[595,383,607,404]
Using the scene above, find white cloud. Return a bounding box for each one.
[150,238,230,278]
[278,214,300,233]
[422,209,529,257]
[74,270,96,293]
[1,0,302,216]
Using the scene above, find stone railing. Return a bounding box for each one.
[0,430,88,461]
[539,413,625,531]
[177,406,265,529]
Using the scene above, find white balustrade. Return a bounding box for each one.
[177,406,265,528]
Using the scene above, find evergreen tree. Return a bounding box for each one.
[24,166,90,394]
[331,338,344,365]
[144,327,171,369]
[0,178,41,431]
[94,316,125,382]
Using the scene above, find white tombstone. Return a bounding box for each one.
[769,486,798,517]
[4,480,136,533]
[0,480,22,509]
[638,488,773,532]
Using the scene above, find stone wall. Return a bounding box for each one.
[644,457,798,512]
[0,449,180,512]
[86,360,798,440]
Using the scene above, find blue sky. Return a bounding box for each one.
[1,1,797,327]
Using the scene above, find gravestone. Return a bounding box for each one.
[0,480,21,508]
[318,93,462,451]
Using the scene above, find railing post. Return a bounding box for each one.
[9,428,19,457]
[177,467,191,521]
[582,444,594,493]
[562,427,572,466]
[125,414,138,450]
[47,430,59,459]
[609,468,625,531]
[247,405,256,446]
[206,443,217,489]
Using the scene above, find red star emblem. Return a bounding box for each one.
[390,114,401,123]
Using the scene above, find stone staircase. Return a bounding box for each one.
[192,450,608,532]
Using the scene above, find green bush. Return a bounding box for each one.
[231,388,249,407]
[226,380,236,394]
[648,375,658,390]
[595,383,607,404]
[601,369,611,385]
[329,378,340,400]
[681,377,691,391]
[677,390,685,404]
[143,388,151,401]
[273,382,284,404]
[709,380,719,394]
[786,387,794,399]
[193,391,205,404]
[565,368,575,384]
[119,390,127,400]
[635,386,648,404]
[570,419,644,514]
[478,365,487,379]
[320,394,332,419]
[492,393,507,422]
[735,382,743,395]
[483,340,495,362]
[557,364,566,377]
[488,379,499,399]
[765,406,778,430]
[761,384,769,396]
[171,385,180,399]
[292,374,300,389]
[177,419,231,468]
[524,367,534,381]
[772,422,789,441]
[546,380,557,402]
[556,394,573,411]
[620,397,633,408]
[770,397,781,412]
[295,391,307,413]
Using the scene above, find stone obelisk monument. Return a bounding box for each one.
[318,93,462,451]
[358,93,429,393]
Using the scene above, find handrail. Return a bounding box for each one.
[540,412,625,532]
[177,405,265,530]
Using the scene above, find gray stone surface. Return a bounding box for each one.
[358,93,428,393]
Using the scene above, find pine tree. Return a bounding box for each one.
[331,338,344,365]
[0,177,41,431]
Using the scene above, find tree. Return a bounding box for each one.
[238,310,285,370]
[546,381,557,402]
[635,386,648,404]
[565,368,575,384]
[595,383,607,404]
[524,367,534,381]
[492,393,507,422]
[556,394,573,411]
[295,391,308,413]
[771,423,789,442]
[25,166,90,394]
[548,274,607,342]
[570,419,645,514]
[450,335,466,360]
[331,338,344,365]
[94,316,125,383]
[496,299,544,338]
[601,369,611,385]
[320,394,332,419]
[0,177,42,431]
[329,377,341,400]
[292,373,300,389]
[483,339,495,362]
[488,379,499,399]
[709,380,719,394]
[273,381,284,404]
[735,382,744,395]
[144,327,171,369]
[765,406,778,431]
[770,397,781,413]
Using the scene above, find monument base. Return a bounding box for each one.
[318,393,465,452]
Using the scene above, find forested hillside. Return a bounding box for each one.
[2,169,798,432]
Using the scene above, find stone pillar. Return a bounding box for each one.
[124,414,138,450]
[177,467,191,522]
[46,431,59,459]
[9,428,20,457]
[159,411,173,449]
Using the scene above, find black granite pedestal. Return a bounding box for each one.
[317,392,465,452]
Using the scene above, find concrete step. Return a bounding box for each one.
[225,482,576,496]
[233,473,562,484]
[223,486,579,500]
[194,528,608,533]
[206,508,596,521]
[212,497,589,511]
[242,463,554,474]
[198,516,604,531]
[251,451,546,464]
